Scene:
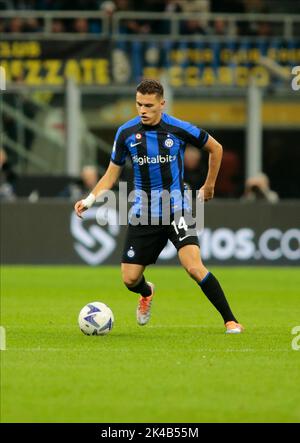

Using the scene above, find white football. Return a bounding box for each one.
[78,302,114,336]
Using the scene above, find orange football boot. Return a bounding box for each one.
[225,321,244,334]
[136,282,155,326]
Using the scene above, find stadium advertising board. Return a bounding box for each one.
[1,201,299,265]
[0,40,110,86]
[1,39,299,87]
[122,39,300,87]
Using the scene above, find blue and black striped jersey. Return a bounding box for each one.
[111,112,209,218]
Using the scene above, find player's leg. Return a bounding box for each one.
[121,263,155,326]
[121,224,166,325]
[177,244,243,333]
[121,262,150,294]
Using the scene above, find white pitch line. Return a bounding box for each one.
[147,325,215,328]
[6,347,291,353]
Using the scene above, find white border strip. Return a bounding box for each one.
[0,66,6,91]
[0,326,6,350]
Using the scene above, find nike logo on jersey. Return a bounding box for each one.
[179,235,192,242]
[130,142,142,147]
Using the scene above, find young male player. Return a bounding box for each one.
[75,79,244,334]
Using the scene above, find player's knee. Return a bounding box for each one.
[186,266,203,281]
[122,273,139,288]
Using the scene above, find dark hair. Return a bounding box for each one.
[136,79,164,97]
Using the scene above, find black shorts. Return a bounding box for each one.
[122,213,199,266]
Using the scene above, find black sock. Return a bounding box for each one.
[126,275,152,297]
[198,272,237,323]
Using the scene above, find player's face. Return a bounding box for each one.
[136,92,165,125]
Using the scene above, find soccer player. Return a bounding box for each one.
[75,79,244,334]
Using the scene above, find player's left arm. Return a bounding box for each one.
[199,134,223,201]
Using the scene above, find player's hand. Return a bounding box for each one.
[198,184,214,202]
[74,200,87,218]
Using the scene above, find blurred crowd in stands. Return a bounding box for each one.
[0,0,297,201]
[1,0,296,13]
[0,149,101,201]
[183,146,279,202]
[1,0,299,35]
[0,143,280,203]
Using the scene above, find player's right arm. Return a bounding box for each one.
[74,162,122,218]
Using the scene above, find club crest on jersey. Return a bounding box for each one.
[127,247,135,258]
[136,133,142,140]
[165,138,174,148]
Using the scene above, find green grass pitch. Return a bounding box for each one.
[1,266,300,423]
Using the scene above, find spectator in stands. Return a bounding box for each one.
[8,17,24,32]
[182,0,209,13]
[115,0,132,10]
[210,0,245,35]
[181,19,208,35]
[119,0,151,35]
[183,146,208,191]
[242,172,279,203]
[214,150,241,198]
[51,18,65,32]
[163,0,182,12]
[241,0,270,36]
[213,18,228,35]
[130,0,168,34]
[124,20,151,34]
[0,148,17,201]
[23,17,41,32]
[98,1,116,33]
[179,0,209,35]
[257,21,272,37]
[101,0,116,16]
[72,17,89,33]
[58,165,99,201]
[158,0,183,34]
